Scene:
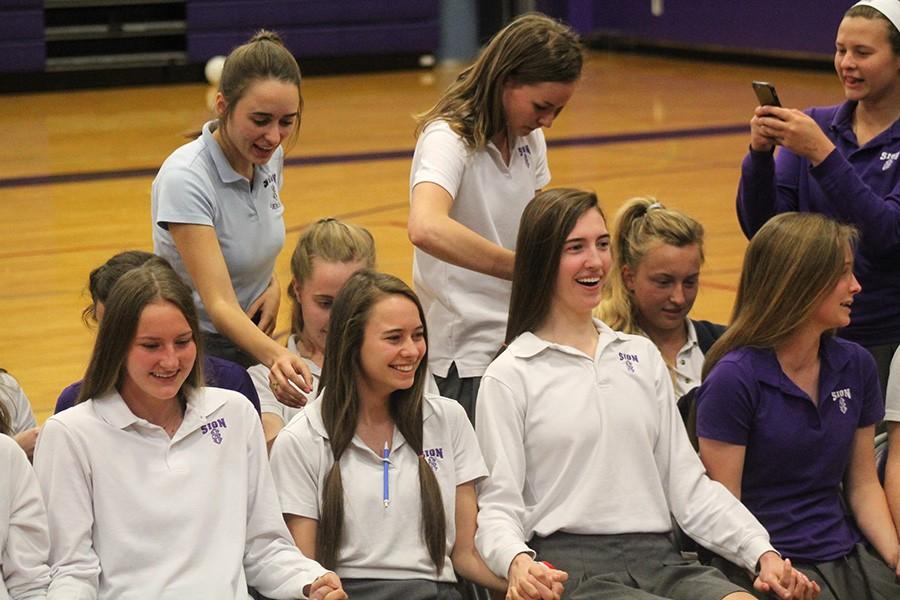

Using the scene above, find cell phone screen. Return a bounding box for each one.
[752,81,781,107]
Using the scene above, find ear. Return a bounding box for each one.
[290,279,302,300]
[622,265,636,292]
[214,92,228,118]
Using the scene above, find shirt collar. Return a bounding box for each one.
[202,120,245,184]
[305,391,436,441]
[754,336,851,391]
[90,386,227,436]
[830,100,900,141]
[507,318,629,359]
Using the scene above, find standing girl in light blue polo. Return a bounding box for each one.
[152,30,311,407]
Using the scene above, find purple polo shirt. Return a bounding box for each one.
[55,355,261,415]
[696,337,883,562]
[736,101,900,347]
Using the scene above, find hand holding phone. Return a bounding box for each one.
[752,81,781,107]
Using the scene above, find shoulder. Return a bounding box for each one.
[825,336,878,374]
[424,392,468,426]
[0,432,26,462]
[691,319,726,349]
[417,120,468,151]
[705,347,766,387]
[521,128,548,151]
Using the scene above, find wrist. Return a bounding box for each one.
[508,552,533,577]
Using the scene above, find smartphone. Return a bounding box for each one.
[752,81,781,107]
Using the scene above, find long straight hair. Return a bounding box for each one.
[506,188,605,344]
[702,212,858,378]
[77,262,204,405]
[597,197,705,333]
[316,270,446,571]
[415,13,582,149]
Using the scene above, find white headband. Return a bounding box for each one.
[852,0,900,34]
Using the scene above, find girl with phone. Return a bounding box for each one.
[475,188,816,600]
[269,270,505,599]
[737,0,900,392]
[697,212,900,598]
[407,13,583,421]
[34,261,345,599]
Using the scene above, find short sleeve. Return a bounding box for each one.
[411,121,469,201]
[439,396,487,485]
[154,166,217,229]
[531,129,550,190]
[695,358,757,446]
[269,419,325,519]
[0,372,37,434]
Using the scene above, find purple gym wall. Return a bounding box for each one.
[539,0,850,57]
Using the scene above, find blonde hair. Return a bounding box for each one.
[703,212,858,378]
[415,13,582,149]
[596,197,704,333]
[288,218,376,336]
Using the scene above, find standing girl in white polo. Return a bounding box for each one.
[475,188,816,600]
[407,13,583,420]
[269,271,505,600]
[152,30,311,406]
[248,217,375,449]
[33,261,345,600]
[0,403,51,599]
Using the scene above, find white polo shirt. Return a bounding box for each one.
[249,336,319,426]
[34,387,328,599]
[411,120,550,378]
[885,345,900,422]
[152,120,286,333]
[269,393,487,581]
[0,372,37,435]
[0,434,50,600]
[474,319,774,578]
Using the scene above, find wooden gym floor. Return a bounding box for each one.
[0,50,843,422]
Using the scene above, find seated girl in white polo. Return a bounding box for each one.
[1,407,50,599]
[270,271,505,600]
[33,261,345,600]
[474,188,818,600]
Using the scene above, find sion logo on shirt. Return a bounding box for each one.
[517,144,532,168]
[201,417,227,444]
[830,388,850,414]
[262,173,282,210]
[880,151,898,171]
[617,352,640,374]
[423,447,444,472]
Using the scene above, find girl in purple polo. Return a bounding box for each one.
[736,0,900,392]
[697,212,900,599]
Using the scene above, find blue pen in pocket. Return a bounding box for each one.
[382,441,390,508]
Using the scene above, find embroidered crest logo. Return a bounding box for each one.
[617,352,639,374]
[881,151,898,171]
[201,417,227,444]
[517,144,532,168]
[423,447,444,472]
[262,173,282,210]
[830,388,850,415]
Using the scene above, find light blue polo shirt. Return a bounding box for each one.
[152,120,286,332]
